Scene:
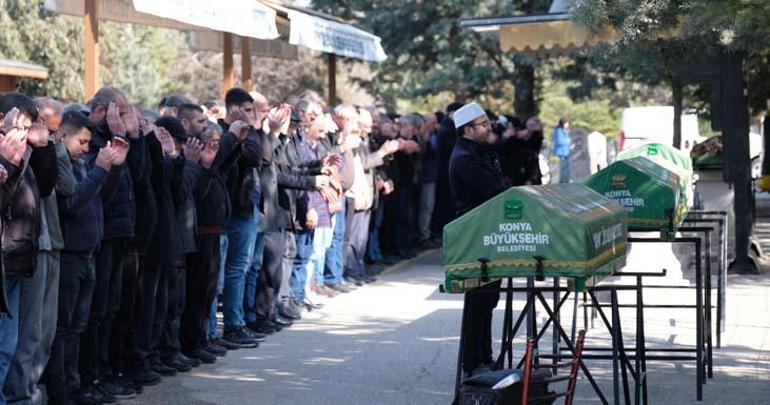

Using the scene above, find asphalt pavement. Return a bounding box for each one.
[125,247,770,404]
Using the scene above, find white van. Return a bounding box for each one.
[619,106,703,153]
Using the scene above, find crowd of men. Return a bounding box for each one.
[0,86,545,405]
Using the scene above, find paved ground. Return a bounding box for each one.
[126,246,770,405]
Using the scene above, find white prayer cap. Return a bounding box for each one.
[453,102,486,128]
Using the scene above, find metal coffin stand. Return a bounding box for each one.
[447,258,645,405]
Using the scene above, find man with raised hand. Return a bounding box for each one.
[48,111,126,405]
[216,89,265,348]
[0,94,58,405]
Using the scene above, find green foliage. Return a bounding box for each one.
[0,0,84,100]
[568,0,770,113]
[100,22,188,107]
[312,0,550,116]
[539,68,620,137]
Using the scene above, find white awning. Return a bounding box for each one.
[286,9,386,62]
[45,0,280,40]
[132,0,279,39]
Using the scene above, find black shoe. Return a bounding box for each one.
[223,327,259,348]
[242,327,268,342]
[78,383,116,404]
[163,356,193,373]
[131,368,162,386]
[247,320,281,335]
[185,349,217,364]
[113,373,143,395]
[100,380,137,400]
[272,316,293,327]
[326,282,351,293]
[176,352,201,367]
[212,337,242,350]
[366,264,386,275]
[361,274,377,284]
[343,275,364,287]
[204,343,227,357]
[151,360,178,377]
[278,302,302,320]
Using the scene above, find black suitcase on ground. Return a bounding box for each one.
[459,369,555,405]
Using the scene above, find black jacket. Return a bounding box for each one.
[277,132,323,230]
[498,131,543,186]
[434,117,458,228]
[195,132,240,229]
[146,134,179,267]
[173,156,202,258]
[219,120,262,219]
[448,137,510,217]
[85,123,148,240]
[2,143,57,277]
[131,135,157,254]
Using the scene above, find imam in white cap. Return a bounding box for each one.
[453,102,486,128]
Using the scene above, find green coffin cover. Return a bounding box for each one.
[584,157,687,231]
[443,184,628,293]
[617,142,693,172]
[617,142,694,207]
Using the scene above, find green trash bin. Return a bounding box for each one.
[585,156,689,234]
[442,184,628,293]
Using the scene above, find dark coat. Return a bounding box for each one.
[259,131,317,232]
[498,131,543,186]
[58,159,109,254]
[173,156,202,257]
[2,143,57,277]
[84,122,148,240]
[130,136,157,254]
[448,137,510,217]
[433,117,458,228]
[195,132,240,229]
[146,133,179,267]
[219,121,262,219]
[275,133,318,230]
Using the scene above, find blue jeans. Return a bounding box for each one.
[0,275,22,405]
[324,208,346,285]
[311,226,335,286]
[559,156,570,183]
[367,201,385,263]
[4,251,60,405]
[221,212,259,329]
[244,230,266,324]
[291,230,315,300]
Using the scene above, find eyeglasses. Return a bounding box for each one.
[471,120,491,128]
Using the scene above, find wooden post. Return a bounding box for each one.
[241,36,252,90]
[327,53,337,107]
[222,33,234,97]
[84,0,99,100]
